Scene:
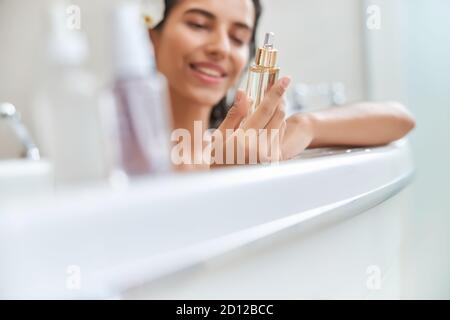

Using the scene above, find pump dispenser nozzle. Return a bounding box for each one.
[264,32,274,49]
[253,32,278,70]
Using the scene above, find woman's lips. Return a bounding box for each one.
[189,63,228,85]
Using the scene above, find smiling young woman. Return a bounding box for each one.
[149,0,258,131]
[148,0,415,171]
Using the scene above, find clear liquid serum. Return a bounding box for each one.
[245,32,280,114]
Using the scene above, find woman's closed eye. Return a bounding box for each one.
[230,29,251,47]
[230,35,245,46]
[186,18,211,31]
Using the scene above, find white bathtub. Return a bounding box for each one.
[0,140,414,299]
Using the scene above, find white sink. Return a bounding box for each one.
[0,159,53,205]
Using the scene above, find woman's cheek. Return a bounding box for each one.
[178,25,208,49]
[163,31,197,75]
[231,50,250,83]
[165,25,197,53]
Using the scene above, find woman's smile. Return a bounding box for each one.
[188,61,228,85]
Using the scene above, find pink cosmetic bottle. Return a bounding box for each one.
[110,3,172,178]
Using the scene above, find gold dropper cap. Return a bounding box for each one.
[255,32,278,68]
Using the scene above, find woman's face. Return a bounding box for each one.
[150,0,255,108]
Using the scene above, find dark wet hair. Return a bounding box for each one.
[153,0,263,128]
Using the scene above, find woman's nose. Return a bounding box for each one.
[205,28,231,60]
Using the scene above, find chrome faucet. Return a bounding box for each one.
[0,102,41,160]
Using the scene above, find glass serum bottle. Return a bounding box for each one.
[245,32,280,114]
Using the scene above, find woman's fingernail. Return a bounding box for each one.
[280,77,291,90]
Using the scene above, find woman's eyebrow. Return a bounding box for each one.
[183,8,253,31]
[184,8,215,19]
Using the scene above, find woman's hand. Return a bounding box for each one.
[211,77,291,166]
[280,113,315,160]
[211,79,417,168]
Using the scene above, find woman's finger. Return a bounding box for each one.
[263,108,286,132]
[258,109,285,163]
[278,121,287,160]
[242,77,291,130]
[279,96,287,112]
[280,120,287,144]
[217,90,249,135]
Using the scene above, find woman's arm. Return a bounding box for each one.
[281,101,416,160]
